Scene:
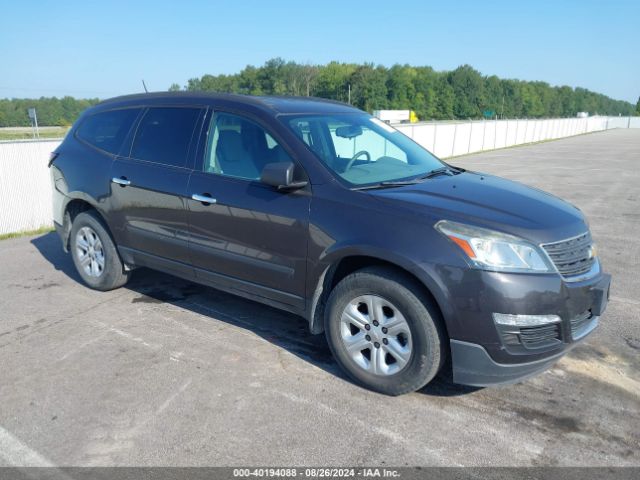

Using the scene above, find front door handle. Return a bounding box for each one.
[112,176,131,187]
[191,193,217,205]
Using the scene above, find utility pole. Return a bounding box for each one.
[348,84,351,105]
[28,108,39,139]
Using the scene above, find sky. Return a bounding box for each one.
[0,0,638,103]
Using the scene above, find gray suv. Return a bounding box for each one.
[49,92,611,395]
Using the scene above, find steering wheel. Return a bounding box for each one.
[344,150,371,171]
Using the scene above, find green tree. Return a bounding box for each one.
[448,65,484,118]
[300,64,319,96]
[1,60,635,127]
[350,64,388,111]
[483,75,503,117]
[258,57,287,94]
[433,76,455,119]
[315,61,356,103]
[412,67,438,119]
[386,64,417,109]
[557,86,575,117]
[238,65,262,95]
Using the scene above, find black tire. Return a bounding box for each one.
[69,210,129,291]
[325,266,446,396]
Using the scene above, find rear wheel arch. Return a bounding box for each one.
[60,198,111,252]
[308,254,450,341]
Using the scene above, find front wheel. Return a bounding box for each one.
[325,267,446,395]
[69,210,129,291]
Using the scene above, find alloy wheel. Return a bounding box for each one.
[339,294,413,376]
[75,226,105,277]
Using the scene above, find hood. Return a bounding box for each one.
[369,171,587,244]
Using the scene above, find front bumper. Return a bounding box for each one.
[445,268,611,386]
[451,339,582,386]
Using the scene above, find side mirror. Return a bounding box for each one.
[260,162,308,191]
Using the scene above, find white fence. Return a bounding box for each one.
[0,140,60,235]
[394,116,640,158]
[1,116,639,235]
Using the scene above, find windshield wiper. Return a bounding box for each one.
[351,166,464,191]
[351,179,422,191]
[380,179,424,186]
[418,166,460,179]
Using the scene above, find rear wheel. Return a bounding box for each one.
[69,211,129,291]
[325,267,446,395]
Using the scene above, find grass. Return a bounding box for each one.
[0,225,54,241]
[0,126,69,141]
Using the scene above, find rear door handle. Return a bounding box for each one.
[112,176,131,187]
[191,193,217,205]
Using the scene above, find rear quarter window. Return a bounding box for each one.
[75,108,140,155]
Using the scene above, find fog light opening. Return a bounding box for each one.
[493,313,561,327]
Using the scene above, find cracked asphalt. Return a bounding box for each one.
[0,129,638,467]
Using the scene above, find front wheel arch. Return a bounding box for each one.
[324,265,447,395]
[307,254,450,342]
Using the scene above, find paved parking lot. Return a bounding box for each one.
[0,129,638,467]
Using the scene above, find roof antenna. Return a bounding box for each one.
[142,79,149,93]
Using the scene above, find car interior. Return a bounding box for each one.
[205,113,291,180]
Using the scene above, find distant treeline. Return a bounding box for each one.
[0,59,636,127]
[177,59,636,120]
[0,97,99,127]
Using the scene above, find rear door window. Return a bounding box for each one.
[130,107,202,168]
[76,108,141,155]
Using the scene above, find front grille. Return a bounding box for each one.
[570,310,598,339]
[519,323,561,349]
[542,232,596,278]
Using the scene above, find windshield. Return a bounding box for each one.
[284,113,443,186]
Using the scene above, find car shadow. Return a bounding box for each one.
[31,231,479,398]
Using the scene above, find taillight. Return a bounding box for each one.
[48,152,59,167]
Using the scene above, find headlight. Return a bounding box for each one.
[435,220,554,273]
